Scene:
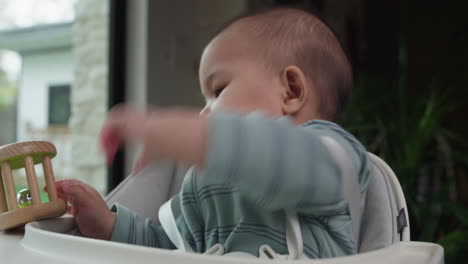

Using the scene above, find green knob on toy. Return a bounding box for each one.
[17,188,33,208]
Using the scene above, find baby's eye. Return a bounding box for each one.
[214,87,225,98]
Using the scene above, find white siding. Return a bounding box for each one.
[17,48,72,140]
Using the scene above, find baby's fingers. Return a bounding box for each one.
[43,183,70,213]
[55,179,83,196]
[100,125,120,164]
[54,180,95,211]
[100,105,146,164]
[105,105,150,139]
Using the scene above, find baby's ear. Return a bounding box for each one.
[281,66,309,115]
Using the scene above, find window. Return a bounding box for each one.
[48,84,70,125]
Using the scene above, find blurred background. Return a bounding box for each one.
[0,0,466,262]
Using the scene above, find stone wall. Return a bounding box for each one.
[70,0,109,194]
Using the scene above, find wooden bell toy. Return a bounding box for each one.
[0,141,67,230]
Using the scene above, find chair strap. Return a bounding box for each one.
[285,210,303,259]
[320,136,361,246]
[158,197,194,253]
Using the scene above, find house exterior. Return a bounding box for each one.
[0,22,73,141]
[0,22,74,186]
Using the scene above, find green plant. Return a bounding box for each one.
[0,50,17,110]
[340,3,468,261]
[341,59,468,264]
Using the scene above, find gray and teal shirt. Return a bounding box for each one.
[111,111,371,258]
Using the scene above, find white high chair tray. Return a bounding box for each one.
[0,217,443,264]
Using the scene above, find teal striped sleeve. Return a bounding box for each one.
[204,112,369,217]
[110,203,174,249]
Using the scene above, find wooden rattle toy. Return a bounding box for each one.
[0,141,67,230]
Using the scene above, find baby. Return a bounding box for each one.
[56,7,370,258]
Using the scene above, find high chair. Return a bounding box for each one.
[0,143,443,263]
[103,152,443,263]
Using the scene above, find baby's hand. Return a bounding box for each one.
[100,104,151,166]
[100,104,207,169]
[52,179,116,240]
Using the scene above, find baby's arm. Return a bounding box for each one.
[55,179,173,248]
[203,112,369,216]
[110,203,174,248]
[100,106,368,215]
[100,105,207,168]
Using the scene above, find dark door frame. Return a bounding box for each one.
[107,0,127,192]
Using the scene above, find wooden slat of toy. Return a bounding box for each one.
[1,162,18,210]
[0,171,7,213]
[25,156,41,205]
[42,155,58,201]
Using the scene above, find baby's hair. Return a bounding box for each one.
[212,7,353,121]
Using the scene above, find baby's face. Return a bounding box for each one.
[199,31,284,118]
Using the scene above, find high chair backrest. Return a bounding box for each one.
[358,153,410,253]
[105,160,188,222]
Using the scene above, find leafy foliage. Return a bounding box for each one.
[0,50,17,109]
[341,34,468,264]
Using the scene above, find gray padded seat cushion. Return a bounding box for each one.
[105,160,189,223]
[358,156,399,252]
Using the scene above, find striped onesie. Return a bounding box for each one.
[111,111,371,258]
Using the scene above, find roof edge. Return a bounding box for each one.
[0,21,73,53]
